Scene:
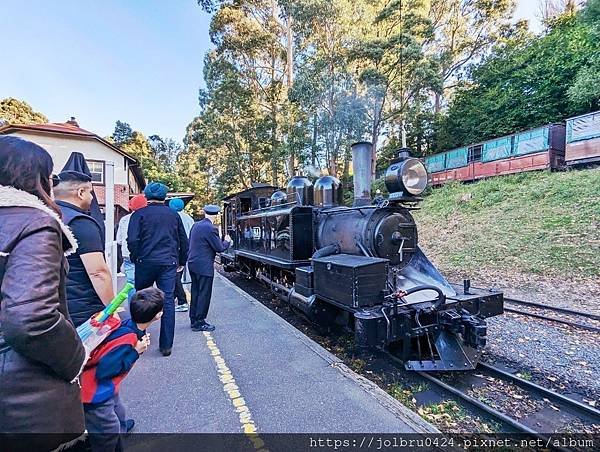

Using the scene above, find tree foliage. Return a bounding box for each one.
[0,98,48,125]
[567,0,600,109]
[185,0,520,197]
[111,120,134,146]
[183,0,600,201]
[110,121,183,191]
[436,4,600,150]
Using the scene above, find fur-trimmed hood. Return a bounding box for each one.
[0,184,78,255]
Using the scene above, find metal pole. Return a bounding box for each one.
[104,161,117,294]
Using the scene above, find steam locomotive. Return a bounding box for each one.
[219,142,504,371]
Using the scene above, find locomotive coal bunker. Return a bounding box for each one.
[219,142,504,371]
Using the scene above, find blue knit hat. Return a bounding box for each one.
[169,198,184,212]
[144,182,168,201]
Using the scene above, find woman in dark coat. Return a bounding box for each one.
[0,136,86,448]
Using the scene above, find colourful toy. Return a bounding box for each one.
[77,283,134,352]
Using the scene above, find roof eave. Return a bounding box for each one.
[0,123,138,164]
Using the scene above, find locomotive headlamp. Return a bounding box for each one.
[384,157,428,196]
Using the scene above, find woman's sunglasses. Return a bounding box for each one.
[51,174,61,187]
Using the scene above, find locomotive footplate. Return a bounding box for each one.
[354,286,503,371]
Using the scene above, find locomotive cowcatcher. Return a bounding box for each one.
[219,142,504,371]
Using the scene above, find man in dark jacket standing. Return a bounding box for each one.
[127,182,188,356]
[54,170,114,327]
[187,204,231,332]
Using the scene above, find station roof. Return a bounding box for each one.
[0,120,138,163]
[0,119,146,189]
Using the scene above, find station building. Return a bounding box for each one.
[0,117,146,222]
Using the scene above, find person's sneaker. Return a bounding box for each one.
[175,303,189,312]
[160,348,172,357]
[191,321,215,332]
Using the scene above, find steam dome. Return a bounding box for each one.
[314,175,343,208]
[286,176,313,206]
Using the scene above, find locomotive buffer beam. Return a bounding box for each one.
[355,301,490,371]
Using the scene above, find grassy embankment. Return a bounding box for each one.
[411,167,600,290]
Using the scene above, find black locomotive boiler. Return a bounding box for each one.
[219,142,504,371]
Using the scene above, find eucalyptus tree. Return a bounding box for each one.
[287,0,370,177]
[0,98,48,125]
[349,0,440,179]
[200,0,295,185]
[427,0,515,113]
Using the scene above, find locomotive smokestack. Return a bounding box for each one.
[351,141,373,207]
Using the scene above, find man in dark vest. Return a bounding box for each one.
[127,182,189,356]
[54,171,114,327]
[187,204,231,332]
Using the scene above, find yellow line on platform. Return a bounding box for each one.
[203,331,269,451]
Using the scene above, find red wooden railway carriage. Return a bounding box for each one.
[425,123,566,186]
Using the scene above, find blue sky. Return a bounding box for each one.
[1,0,539,143]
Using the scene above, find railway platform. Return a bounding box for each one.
[119,273,436,437]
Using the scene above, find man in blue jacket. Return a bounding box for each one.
[187,204,231,332]
[127,182,189,356]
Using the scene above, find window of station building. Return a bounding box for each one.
[128,169,140,194]
[468,145,482,163]
[87,160,105,184]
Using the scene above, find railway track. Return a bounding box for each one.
[387,353,600,440]
[503,297,600,334]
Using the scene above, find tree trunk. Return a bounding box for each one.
[370,91,386,181]
[311,113,317,167]
[434,91,442,114]
[401,118,407,148]
[370,113,381,181]
[270,0,279,186]
[329,156,337,177]
[342,147,351,192]
[285,15,295,177]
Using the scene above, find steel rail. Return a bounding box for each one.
[415,370,541,434]
[478,363,600,420]
[503,307,600,334]
[504,297,600,321]
[385,355,571,452]
[412,369,573,452]
[384,352,539,433]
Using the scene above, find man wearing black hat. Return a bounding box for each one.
[127,182,189,356]
[54,171,115,327]
[187,204,231,332]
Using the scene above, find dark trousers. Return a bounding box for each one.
[84,393,126,452]
[135,263,177,350]
[174,270,188,306]
[189,272,214,325]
